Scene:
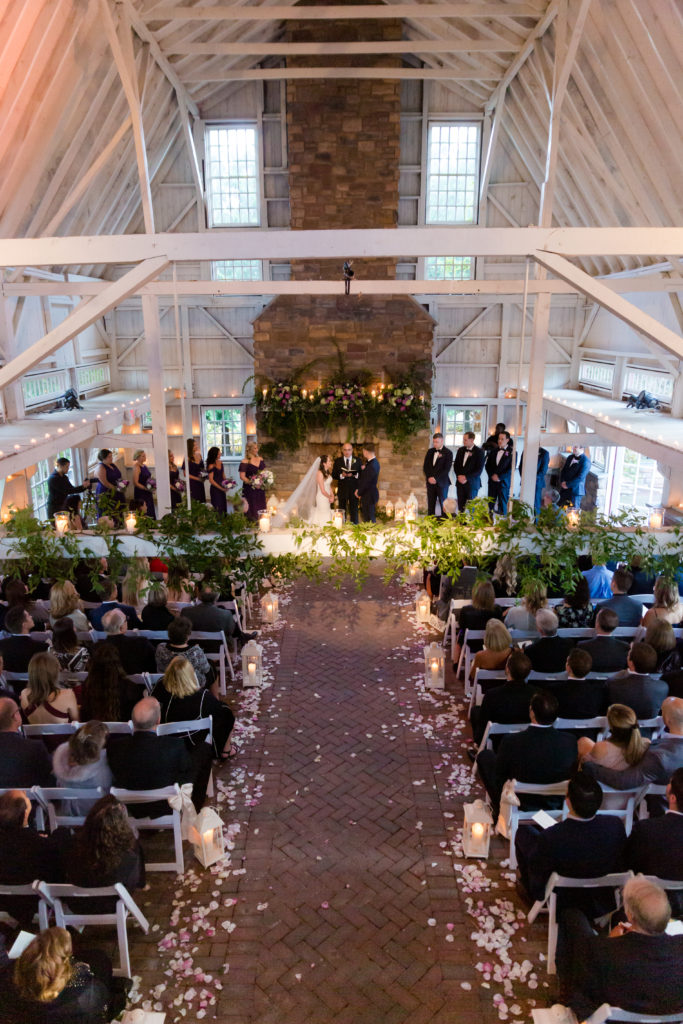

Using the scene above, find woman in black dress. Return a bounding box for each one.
[168,448,183,508]
[152,655,236,761]
[207,445,229,515]
[132,450,155,519]
[239,441,266,521]
[183,437,206,504]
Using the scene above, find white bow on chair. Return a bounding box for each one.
[168,783,197,840]
[496,778,520,839]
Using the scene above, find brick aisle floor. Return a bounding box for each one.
[126,568,554,1023]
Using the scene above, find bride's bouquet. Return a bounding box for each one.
[252,469,275,491]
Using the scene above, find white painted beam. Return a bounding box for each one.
[144,4,545,21]
[141,294,172,515]
[0,257,169,391]
[123,0,200,118]
[485,0,559,113]
[165,39,520,56]
[1,227,682,268]
[182,66,502,82]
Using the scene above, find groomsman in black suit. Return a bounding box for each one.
[559,445,591,507]
[355,443,380,524]
[453,431,484,511]
[485,430,514,515]
[422,432,453,517]
[332,442,361,524]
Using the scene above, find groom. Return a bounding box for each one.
[355,443,380,523]
[332,443,361,524]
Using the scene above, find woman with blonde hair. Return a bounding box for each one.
[578,703,650,770]
[453,579,503,669]
[151,655,236,762]
[48,580,89,631]
[469,619,513,682]
[239,440,267,521]
[503,578,548,632]
[491,553,518,598]
[641,577,682,628]
[132,449,155,519]
[121,557,150,612]
[20,652,78,730]
[183,436,207,505]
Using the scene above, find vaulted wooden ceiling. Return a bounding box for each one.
[1,0,681,277]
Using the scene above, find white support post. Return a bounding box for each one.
[141,293,172,516]
[0,296,25,422]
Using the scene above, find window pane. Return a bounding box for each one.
[426,123,480,225]
[442,406,484,448]
[212,259,262,281]
[615,449,665,512]
[425,256,474,281]
[31,449,73,520]
[201,407,245,460]
[206,126,260,228]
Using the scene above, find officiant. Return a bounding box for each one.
[332,442,361,524]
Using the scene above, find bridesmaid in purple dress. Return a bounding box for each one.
[168,449,182,509]
[183,438,206,504]
[95,448,126,520]
[207,446,229,515]
[132,450,156,519]
[239,441,267,521]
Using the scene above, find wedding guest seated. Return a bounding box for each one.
[606,642,668,719]
[515,774,626,909]
[558,876,683,1019]
[491,553,518,599]
[524,609,575,674]
[468,619,513,684]
[641,576,683,628]
[597,567,643,626]
[0,606,49,672]
[47,580,89,632]
[140,582,175,630]
[0,697,53,787]
[0,926,122,1024]
[80,644,144,723]
[0,579,50,632]
[120,558,150,615]
[582,696,683,790]
[72,557,108,604]
[0,790,64,928]
[502,579,547,632]
[577,607,629,673]
[644,618,681,673]
[107,696,195,814]
[87,577,143,630]
[662,664,683,700]
[52,720,112,798]
[152,655,236,765]
[470,648,538,747]
[155,615,214,689]
[47,617,91,673]
[94,609,156,674]
[476,690,578,817]
[578,703,650,771]
[65,794,145,914]
[557,575,595,628]
[182,584,256,646]
[453,580,503,668]
[20,652,79,728]
[581,560,613,601]
[64,493,87,531]
[625,767,683,916]
[544,648,606,719]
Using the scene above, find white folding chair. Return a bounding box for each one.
[22,722,78,739]
[443,598,469,660]
[0,882,49,929]
[555,716,609,738]
[468,668,507,716]
[157,716,215,797]
[527,871,633,974]
[110,784,184,873]
[190,630,233,693]
[636,783,667,820]
[34,880,149,977]
[508,780,570,869]
[459,629,485,693]
[470,720,527,778]
[102,720,133,735]
[128,672,161,694]
[586,1005,683,1023]
[33,786,106,831]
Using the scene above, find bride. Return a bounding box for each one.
[274,454,335,526]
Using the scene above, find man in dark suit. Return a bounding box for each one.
[95,609,157,674]
[558,445,591,508]
[0,790,65,927]
[88,577,143,630]
[422,432,453,517]
[625,767,683,916]
[0,606,48,672]
[578,607,629,673]
[597,567,643,626]
[183,586,243,642]
[482,421,507,455]
[0,697,53,787]
[332,442,361,524]
[525,609,576,674]
[559,876,683,1019]
[519,446,549,516]
[46,455,89,521]
[516,774,626,907]
[606,641,669,719]
[470,649,539,746]
[583,696,683,790]
[476,690,578,816]
[544,648,607,719]
[453,431,485,512]
[485,430,514,516]
[355,443,380,524]
[108,696,198,814]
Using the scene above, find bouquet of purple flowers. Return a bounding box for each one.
[175,480,186,494]
[225,478,237,490]
[146,477,157,491]
[116,479,128,492]
[251,469,275,491]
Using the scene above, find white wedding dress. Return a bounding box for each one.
[273,459,333,526]
[311,474,333,526]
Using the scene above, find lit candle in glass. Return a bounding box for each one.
[259,513,271,533]
[54,513,69,536]
[125,512,137,534]
[648,508,664,529]
[332,509,344,529]
[471,822,485,840]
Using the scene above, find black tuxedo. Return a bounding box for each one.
[577,635,630,673]
[625,811,683,915]
[0,730,54,788]
[422,446,453,516]
[332,454,361,524]
[525,635,576,674]
[559,452,591,507]
[485,446,514,515]
[0,635,48,672]
[477,724,577,813]
[543,677,607,719]
[453,444,484,510]
[46,469,87,521]
[108,730,194,816]
[356,457,380,523]
[606,672,669,719]
[470,681,540,746]
[0,824,65,926]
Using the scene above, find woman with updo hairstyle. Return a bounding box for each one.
[239,440,266,521]
[132,448,155,519]
[52,721,112,801]
[65,795,145,915]
[48,580,89,631]
[20,652,79,731]
[207,445,229,515]
[0,925,115,1023]
[141,581,175,630]
[183,437,206,504]
[642,576,683,628]
[94,447,125,521]
[155,614,213,687]
[578,703,651,771]
[48,616,91,673]
[152,655,236,761]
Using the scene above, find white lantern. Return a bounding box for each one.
[54,512,69,536]
[242,639,263,687]
[648,507,664,529]
[565,507,580,530]
[406,492,419,516]
[405,506,417,523]
[424,642,445,689]
[124,511,137,534]
[190,807,225,867]
[407,563,422,585]
[332,509,344,529]
[462,799,493,858]
[394,498,406,521]
[259,512,271,533]
[416,591,431,623]
[261,593,279,624]
[267,494,279,515]
[385,500,394,518]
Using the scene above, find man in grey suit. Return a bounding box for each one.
[577,607,629,673]
[597,567,643,626]
[582,696,683,789]
[606,642,669,719]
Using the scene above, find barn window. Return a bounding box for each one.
[205,125,260,227]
